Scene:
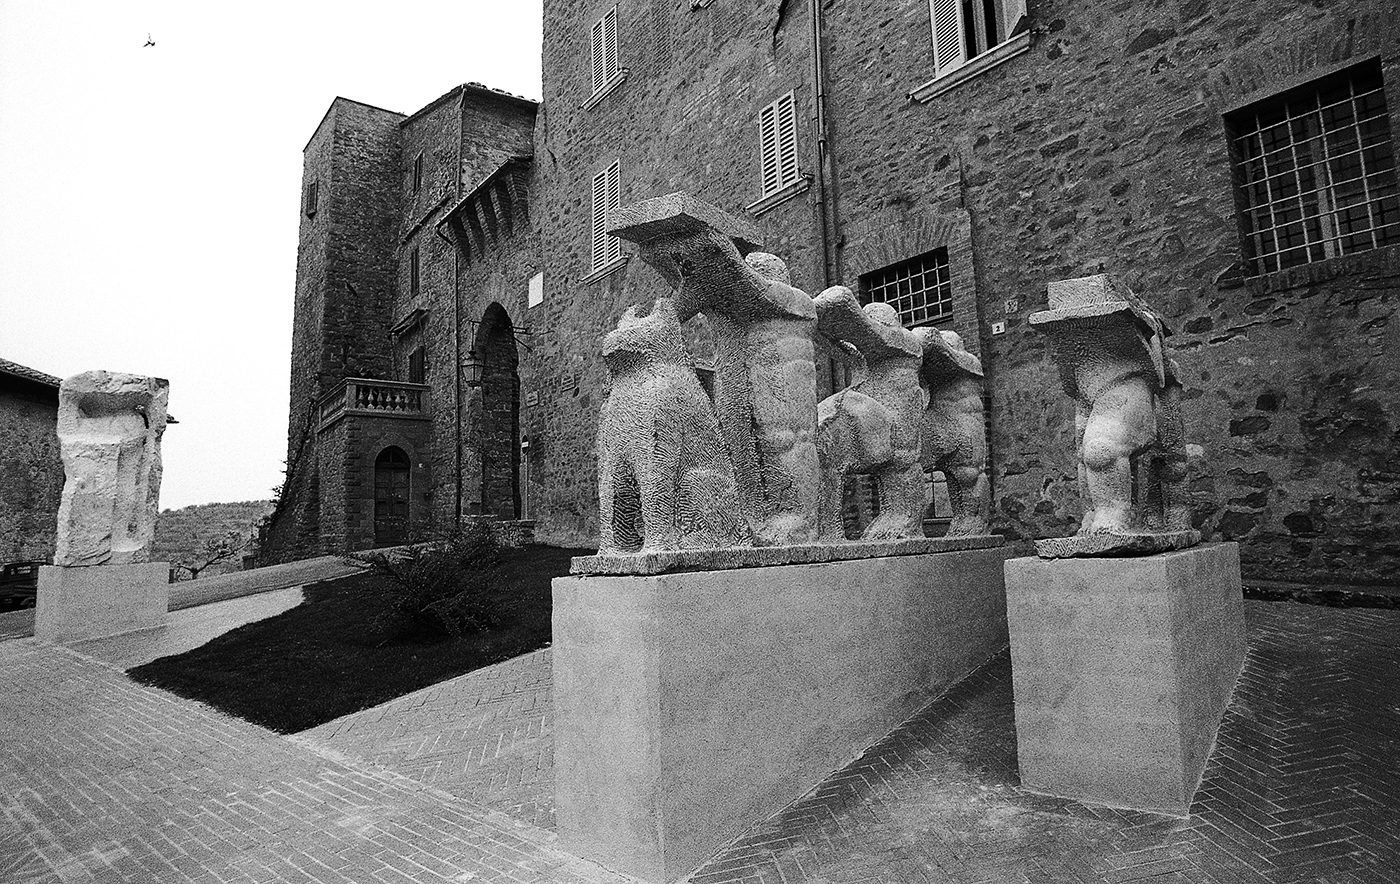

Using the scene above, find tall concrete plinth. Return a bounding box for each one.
[1004,542,1245,816]
[553,547,1011,883]
[36,563,169,643]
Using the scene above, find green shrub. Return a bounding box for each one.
[351,523,506,641]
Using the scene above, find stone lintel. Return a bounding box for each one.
[570,534,1004,576]
[609,191,762,254]
[1034,530,1201,559]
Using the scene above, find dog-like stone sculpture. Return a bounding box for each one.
[596,298,752,554]
[916,328,990,536]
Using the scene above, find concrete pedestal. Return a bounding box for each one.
[553,546,1012,883]
[36,562,169,643]
[1004,543,1245,816]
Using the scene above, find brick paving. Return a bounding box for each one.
[0,640,635,884]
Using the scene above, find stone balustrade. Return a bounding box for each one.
[317,378,430,430]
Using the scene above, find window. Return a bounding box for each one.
[409,246,421,297]
[1227,59,1399,277]
[408,347,426,384]
[412,152,424,193]
[860,248,954,328]
[304,180,318,217]
[759,92,801,197]
[590,7,620,96]
[590,161,622,271]
[528,271,544,308]
[928,0,1027,78]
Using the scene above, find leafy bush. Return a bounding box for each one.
[351,523,507,641]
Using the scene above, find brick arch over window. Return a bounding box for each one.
[475,302,521,519]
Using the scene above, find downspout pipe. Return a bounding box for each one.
[810,0,835,288]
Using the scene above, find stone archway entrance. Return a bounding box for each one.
[374,446,411,546]
[476,303,521,519]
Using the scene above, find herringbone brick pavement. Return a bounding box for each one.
[0,640,633,884]
[683,601,1400,884]
[302,647,555,830]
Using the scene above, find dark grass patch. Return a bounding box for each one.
[1244,583,1400,610]
[129,544,588,733]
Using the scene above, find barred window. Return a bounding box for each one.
[859,248,954,328]
[590,161,622,271]
[1228,59,1399,276]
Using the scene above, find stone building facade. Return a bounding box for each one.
[267,0,1399,585]
[0,358,64,563]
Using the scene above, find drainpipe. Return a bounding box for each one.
[453,87,467,530]
[810,0,835,287]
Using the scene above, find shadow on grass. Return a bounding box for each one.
[129,544,590,734]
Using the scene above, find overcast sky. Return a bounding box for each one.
[0,1,542,510]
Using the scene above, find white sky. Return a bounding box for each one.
[0,1,542,509]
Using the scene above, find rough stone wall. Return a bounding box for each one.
[0,379,62,562]
[818,0,1399,582]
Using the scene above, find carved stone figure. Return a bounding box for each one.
[1029,274,1197,557]
[53,371,170,567]
[916,328,990,536]
[813,287,929,541]
[596,298,752,554]
[610,192,820,546]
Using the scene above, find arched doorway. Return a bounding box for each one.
[476,303,521,519]
[374,446,411,546]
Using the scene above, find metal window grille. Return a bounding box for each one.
[1229,61,1399,276]
[409,247,420,297]
[590,161,621,271]
[759,92,800,197]
[590,7,620,95]
[860,248,954,327]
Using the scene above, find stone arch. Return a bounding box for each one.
[373,445,411,546]
[475,302,521,519]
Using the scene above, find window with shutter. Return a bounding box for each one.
[590,161,622,271]
[590,7,620,97]
[916,0,1029,100]
[759,91,801,198]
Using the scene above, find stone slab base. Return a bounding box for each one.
[554,546,1012,882]
[570,534,1004,575]
[1004,543,1245,816]
[1034,529,1201,558]
[36,563,169,643]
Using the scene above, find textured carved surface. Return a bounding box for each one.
[917,327,991,536]
[570,534,1004,575]
[1035,528,1202,558]
[814,288,928,541]
[53,371,169,567]
[611,193,820,546]
[1030,274,1194,557]
[596,298,751,555]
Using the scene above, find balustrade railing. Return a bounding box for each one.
[318,378,430,430]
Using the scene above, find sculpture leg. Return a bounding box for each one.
[1155,380,1191,531]
[1074,403,1094,533]
[1081,377,1156,534]
[598,445,641,554]
[636,460,681,551]
[815,409,852,542]
[945,463,990,536]
[864,461,929,540]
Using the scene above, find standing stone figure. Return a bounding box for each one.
[1029,274,1197,557]
[916,328,991,536]
[53,371,170,567]
[813,287,929,541]
[610,192,820,546]
[596,298,752,554]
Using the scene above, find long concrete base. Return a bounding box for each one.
[553,546,1012,883]
[36,563,169,643]
[1004,543,1246,816]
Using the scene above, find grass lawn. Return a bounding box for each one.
[128,544,589,734]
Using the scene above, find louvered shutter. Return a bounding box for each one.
[930,0,966,76]
[776,92,799,189]
[590,19,605,94]
[603,8,619,83]
[605,162,621,263]
[591,168,608,270]
[759,102,780,196]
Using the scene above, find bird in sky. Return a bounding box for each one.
[143,34,155,47]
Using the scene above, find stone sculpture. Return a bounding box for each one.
[813,287,928,540]
[596,298,752,554]
[53,371,170,567]
[916,328,991,536]
[1029,274,1197,557]
[609,192,820,546]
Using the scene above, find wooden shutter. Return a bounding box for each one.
[591,161,621,270]
[759,101,780,196]
[603,7,619,83]
[605,161,621,263]
[776,92,799,190]
[930,0,966,76]
[590,18,605,93]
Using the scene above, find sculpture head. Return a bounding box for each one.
[863,302,902,328]
[940,330,966,351]
[602,298,690,375]
[745,252,791,286]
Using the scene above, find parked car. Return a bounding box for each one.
[0,561,43,610]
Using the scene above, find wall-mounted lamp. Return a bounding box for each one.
[463,349,484,388]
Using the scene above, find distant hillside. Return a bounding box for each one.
[153,500,274,578]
